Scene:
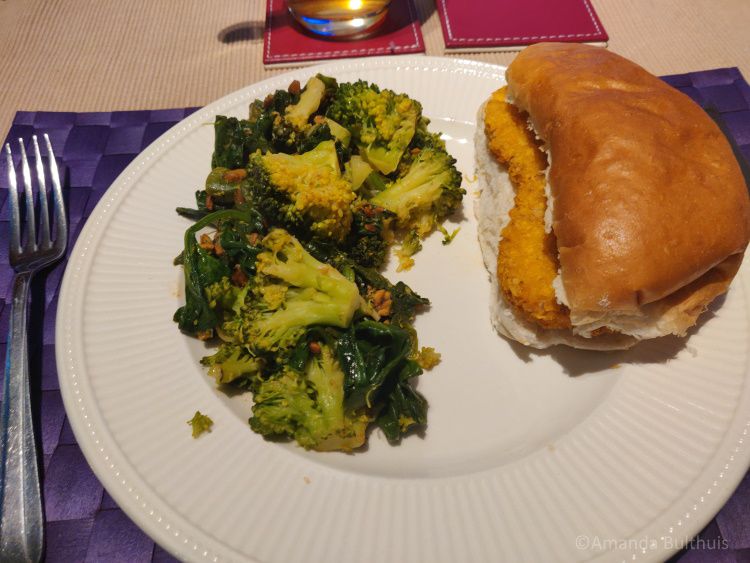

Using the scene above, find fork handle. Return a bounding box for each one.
[0,272,43,563]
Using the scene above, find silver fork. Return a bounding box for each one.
[0,134,67,562]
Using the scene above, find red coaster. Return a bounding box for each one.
[264,0,425,68]
[436,0,608,52]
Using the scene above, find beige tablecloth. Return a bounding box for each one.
[1,0,749,139]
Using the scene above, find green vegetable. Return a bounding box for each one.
[187,411,214,438]
[408,115,445,154]
[250,344,370,451]
[212,113,272,169]
[284,75,337,130]
[204,167,246,207]
[336,320,427,442]
[175,75,464,451]
[394,228,422,271]
[272,75,338,152]
[344,202,393,268]
[414,346,441,369]
[371,146,464,238]
[175,190,210,221]
[362,170,390,196]
[173,214,231,334]
[439,224,460,245]
[302,237,429,332]
[325,117,351,148]
[201,345,263,386]
[222,229,364,353]
[250,320,427,449]
[337,320,414,407]
[173,209,265,336]
[344,155,373,191]
[376,374,427,443]
[327,80,420,174]
[245,139,356,242]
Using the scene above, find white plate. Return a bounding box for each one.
[57,56,750,563]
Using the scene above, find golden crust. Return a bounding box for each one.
[643,253,743,336]
[484,87,571,329]
[506,43,750,315]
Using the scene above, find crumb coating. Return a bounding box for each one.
[484,87,570,329]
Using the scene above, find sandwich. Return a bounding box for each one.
[474,43,750,350]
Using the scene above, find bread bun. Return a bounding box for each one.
[475,43,750,349]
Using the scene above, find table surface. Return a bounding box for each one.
[1,0,750,140]
[1,1,749,561]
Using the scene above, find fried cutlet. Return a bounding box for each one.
[483,87,571,329]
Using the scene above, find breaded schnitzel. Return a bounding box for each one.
[484,87,571,329]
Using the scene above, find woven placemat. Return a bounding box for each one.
[0,69,748,561]
[0,108,198,562]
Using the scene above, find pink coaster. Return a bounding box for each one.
[436,0,608,52]
[264,0,425,68]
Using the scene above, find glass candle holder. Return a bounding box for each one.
[287,0,392,38]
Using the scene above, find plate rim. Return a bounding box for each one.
[55,55,750,563]
[55,55,507,563]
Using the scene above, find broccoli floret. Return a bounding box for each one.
[343,155,373,192]
[370,146,464,238]
[245,140,356,242]
[325,117,351,148]
[301,238,429,347]
[284,75,337,130]
[205,276,242,310]
[249,345,369,451]
[187,411,214,438]
[409,116,445,152]
[271,75,338,151]
[327,80,420,175]
[225,229,364,353]
[296,120,352,167]
[414,346,441,370]
[394,228,421,272]
[201,345,263,386]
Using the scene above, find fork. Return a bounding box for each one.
[0,134,67,562]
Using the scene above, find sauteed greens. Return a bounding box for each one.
[174,74,463,451]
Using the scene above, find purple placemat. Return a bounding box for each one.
[0,108,198,563]
[0,69,748,561]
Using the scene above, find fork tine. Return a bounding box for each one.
[18,139,37,252]
[32,135,52,250]
[4,143,21,257]
[44,134,67,254]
